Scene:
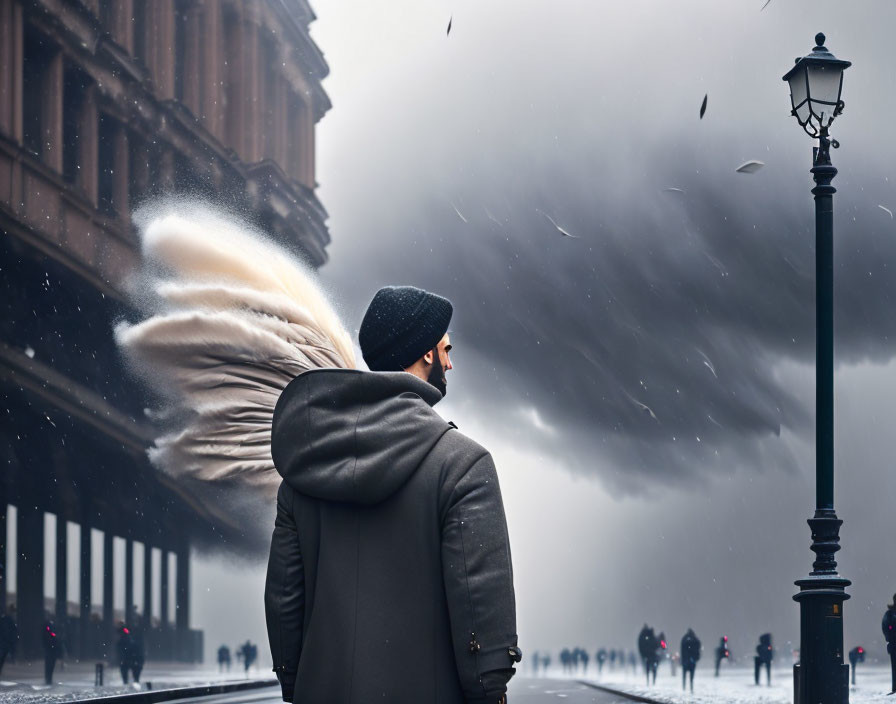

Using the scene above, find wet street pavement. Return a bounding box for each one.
[176,678,633,704]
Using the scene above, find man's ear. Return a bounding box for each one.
[423,348,434,364]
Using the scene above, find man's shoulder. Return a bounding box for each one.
[426,424,490,471]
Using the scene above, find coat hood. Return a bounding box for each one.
[271,368,452,505]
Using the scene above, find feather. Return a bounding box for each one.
[116,205,356,490]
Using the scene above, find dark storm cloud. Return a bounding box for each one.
[316,1,896,490]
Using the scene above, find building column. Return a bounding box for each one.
[102,530,113,657]
[79,518,91,659]
[202,0,222,138]
[160,549,169,629]
[16,504,44,659]
[124,538,133,626]
[175,544,189,631]
[55,514,67,627]
[143,542,152,627]
[0,480,7,607]
[149,0,175,99]
[242,19,261,162]
[183,3,201,115]
[0,0,24,142]
[78,85,99,205]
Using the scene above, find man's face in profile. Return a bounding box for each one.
[427,334,452,396]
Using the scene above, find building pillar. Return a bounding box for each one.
[16,504,43,659]
[143,542,152,627]
[160,548,169,629]
[242,20,261,162]
[175,542,190,661]
[79,518,91,659]
[202,0,222,138]
[0,481,7,608]
[149,0,175,99]
[0,0,24,142]
[102,530,113,657]
[124,538,133,626]
[183,3,201,116]
[55,514,67,627]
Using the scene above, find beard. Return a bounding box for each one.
[427,349,447,397]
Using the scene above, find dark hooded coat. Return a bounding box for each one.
[264,369,518,704]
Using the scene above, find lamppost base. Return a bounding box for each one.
[793,512,851,704]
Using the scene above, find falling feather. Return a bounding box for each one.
[736,160,765,174]
[536,209,580,238]
[878,204,893,219]
[451,202,468,223]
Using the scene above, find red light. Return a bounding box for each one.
[123,628,130,634]
[661,641,666,649]
[50,632,56,637]
[723,636,728,641]
[858,648,864,653]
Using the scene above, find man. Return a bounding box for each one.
[116,624,133,684]
[883,594,896,694]
[680,628,701,692]
[265,286,519,704]
[754,633,773,686]
[42,619,62,685]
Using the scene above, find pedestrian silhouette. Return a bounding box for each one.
[0,605,17,679]
[130,615,145,683]
[116,623,134,684]
[560,647,572,674]
[541,652,551,675]
[580,648,590,674]
[680,628,701,692]
[629,650,638,674]
[883,594,896,694]
[596,648,607,675]
[714,635,731,676]
[848,646,865,686]
[754,633,774,686]
[608,649,616,671]
[218,644,232,672]
[42,619,62,684]
[638,625,663,686]
[531,650,539,676]
[237,640,257,675]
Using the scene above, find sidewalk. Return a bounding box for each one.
[0,660,272,703]
[576,664,891,704]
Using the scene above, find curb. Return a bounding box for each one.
[578,680,665,704]
[72,678,279,703]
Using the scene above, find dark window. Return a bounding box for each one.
[132,1,147,65]
[173,4,188,102]
[97,114,117,216]
[22,25,53,158]
[63,66,89,185]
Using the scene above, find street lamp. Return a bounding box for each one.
[783,33,851,704]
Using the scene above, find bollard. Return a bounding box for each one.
[95,663,104,686]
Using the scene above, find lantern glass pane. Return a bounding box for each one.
[788,69,810,126]
[807,64,842,126]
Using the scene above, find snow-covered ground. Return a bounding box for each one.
[573,664,892,703]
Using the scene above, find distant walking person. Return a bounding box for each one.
[42,620,62,684]
[883,594,896,694]
[637,625,661,686]
[0,606,17,678]
[680,628,701,692]
[116,624,134,684]
[754,633,774,686]
[237,640,257,675]
[217,644,232,672]
[848,646,865,686]
[596,648,607,675]
[714,635,730,676]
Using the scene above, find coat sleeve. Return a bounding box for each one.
[264,482,304,702]
[441,452,519,704]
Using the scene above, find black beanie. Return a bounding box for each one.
[359,286,453,371]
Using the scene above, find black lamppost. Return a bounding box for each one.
[783,33,852,704]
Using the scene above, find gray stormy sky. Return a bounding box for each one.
[193,0,896,668]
